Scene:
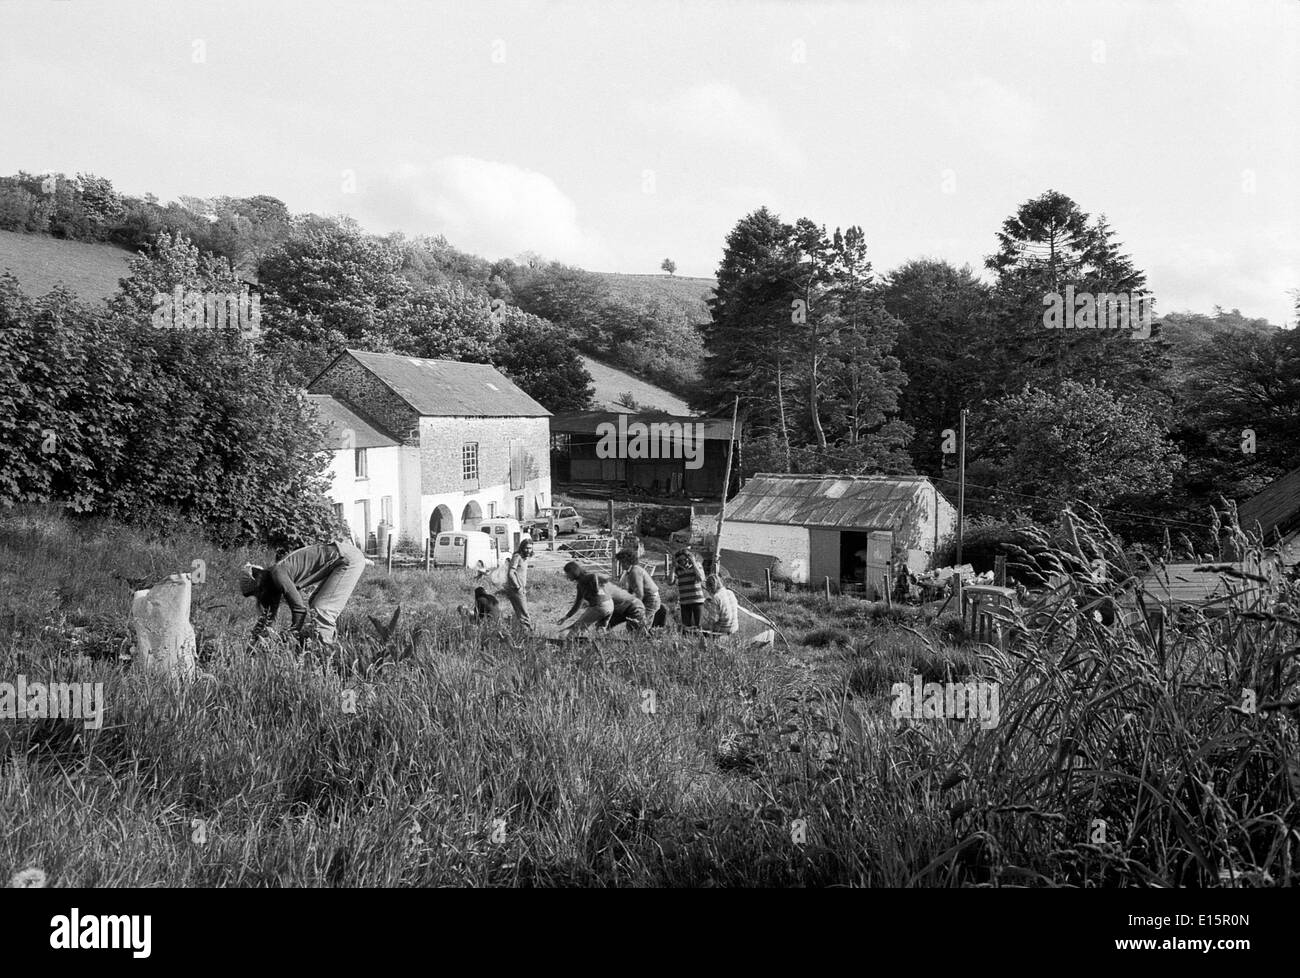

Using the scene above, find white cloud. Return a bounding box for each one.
[929,76,1039,166]
[633,81,805,171]
[361,157,606,265]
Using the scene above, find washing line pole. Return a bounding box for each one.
[956,407,968,567]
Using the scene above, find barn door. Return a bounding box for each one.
[865,531,893,599]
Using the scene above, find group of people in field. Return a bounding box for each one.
[510,541,740,639]
[234,532,741,650]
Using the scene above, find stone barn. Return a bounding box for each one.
[719,473,956,598]
[309,349,552,548]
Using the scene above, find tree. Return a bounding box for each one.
[660,258,677,275]
[882,260,995,477]
[698,207,800,467]
[972,380,1184,525]
[491,307,594,412]
[984,190,1171,406]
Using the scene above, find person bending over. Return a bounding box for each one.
[604,580,648,635]
[557,561,614,637]
[240,538,370,648]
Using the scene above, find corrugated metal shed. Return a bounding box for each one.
[1237,466,1300,542]
[726,472,943,530]
[342,349,551,418]
[1136,562,1240,610]
[551,411,733,440]
[305,394,399,450]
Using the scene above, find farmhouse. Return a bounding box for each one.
[719,473,956,598]
[308,349,552,548]
[549,410,735,498]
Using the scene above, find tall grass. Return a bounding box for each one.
[2,505,1294,886]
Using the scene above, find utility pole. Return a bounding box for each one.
[712,395,741,572]
[956,407,968,566]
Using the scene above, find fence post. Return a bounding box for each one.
[664,553,672,582]
[424,537,431,572]
[607,499,615,534]
[953,576,963,626]
[883,573,893,609]
[386,535,393,574]
[824,576,832,604]
[995,555,1006,588]
[765,567,773,601]
[549,513,556,551]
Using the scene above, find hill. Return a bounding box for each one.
[0,229,132,300]
[591,271,714,327]
[579,355,691,414]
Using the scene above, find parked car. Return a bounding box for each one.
[433,532,502,570]
[526,506,583,539]
[479,517,529,554]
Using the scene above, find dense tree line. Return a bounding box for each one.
[3,170,1294,552]
[0,170,705,398]
[698,191,1296,549]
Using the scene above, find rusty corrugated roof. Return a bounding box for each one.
[1237,465,1300,543]
[1137,562,1238,608]
[726,472,945,530]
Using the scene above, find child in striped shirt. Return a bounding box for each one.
[673,549,707,629]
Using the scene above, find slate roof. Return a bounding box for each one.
[334,349,550,418]
[725,473,947,529]
[305,394,399,450]
[1237,466,1300,543]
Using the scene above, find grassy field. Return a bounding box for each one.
[2,506,1296,887]
[0,230,132,300]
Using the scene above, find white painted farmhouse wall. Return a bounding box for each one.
[322,445,403,546]
[720,522,811,584]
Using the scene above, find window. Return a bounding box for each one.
[438,535,450,546]
[381,496,393,525]
[462,443,479,482]
[354,448,368,479]
[488,501,497,518]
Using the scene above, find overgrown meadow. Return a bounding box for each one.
[2,506,1296,886]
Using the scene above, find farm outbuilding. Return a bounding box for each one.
[719,473,956,598]
[1235,465,1300,564]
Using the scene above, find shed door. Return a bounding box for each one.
[864,531,893,598]
[808,529,840,586]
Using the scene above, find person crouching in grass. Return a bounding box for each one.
[673,549,707,630]
[557,560,614,637]
[701,573,740,636]
[617,548,663,629]
[239,537,371,650]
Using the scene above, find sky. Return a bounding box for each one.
[1,0,1297,325]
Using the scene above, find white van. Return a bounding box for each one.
[479,517,529,554]
[432,531,502,570]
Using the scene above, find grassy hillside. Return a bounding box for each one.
[593,272,713,327]
[2,505,1295,886]
[0,229,131,300]
[579,356,691,414]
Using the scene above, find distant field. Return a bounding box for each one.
[579,356,691,414]
[0,229,132,301]
[593,271,714,327]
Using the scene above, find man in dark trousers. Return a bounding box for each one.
[240,537,370,648]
